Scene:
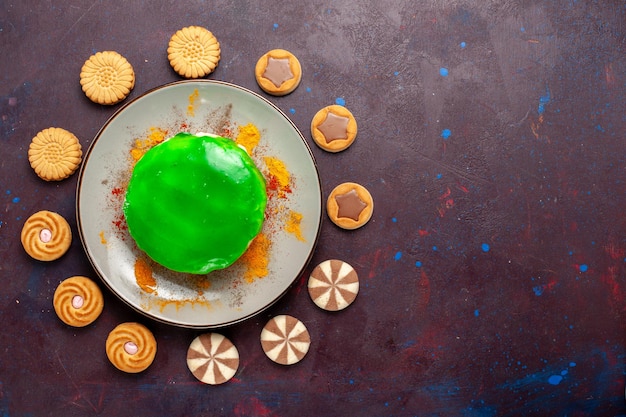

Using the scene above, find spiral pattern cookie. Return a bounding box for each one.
[80,51,135,105]
[28,127,82,181]
[327,182,374,230]
[106,322,157,373]
[167,26,220,78]
[311,105,358,153]
[53,276,104,327]
[308,260,359,311]
[261,315,310,365]
[255,49,302,96]
[21,210,71,261]
[187,333,239,385]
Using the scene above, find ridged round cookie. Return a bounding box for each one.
[167,26,220,78]
[28,127,82,181]
[255,49,302,96]
[260,315,310,365]
[106,322,157,373]
[187,333,239,385]
[311,105,358,152]
[53,276,104,327]
[327,182,374,230]
[21,210,71,261]
[80,50,135,105]
[308,260,359,311]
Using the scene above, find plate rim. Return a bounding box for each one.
[75,79,323,329]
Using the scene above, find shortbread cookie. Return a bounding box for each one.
[311,105,358,152]
[255,49,302,96]
[53,276,104,327]
[21,210,71,261]
[80,51,135,105]
[28,127,82,181]
[308,260,359,311]
[260,315,310,365]
[187,333,239,384]
[327,182,374,230]
[168,26,220,78]
[106,322,157,373]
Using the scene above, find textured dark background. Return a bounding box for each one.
[1,1,626,416]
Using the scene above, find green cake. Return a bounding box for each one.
[123,132,267,274]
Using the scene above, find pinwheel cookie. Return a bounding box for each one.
[187,333,239,385]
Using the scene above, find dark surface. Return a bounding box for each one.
[1,1,626,416]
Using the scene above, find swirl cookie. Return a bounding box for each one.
[28,127,82,181]
[260,315,310,365]
[106,322,157,373]
[255,49,302,96]
[168,26,220,78]
[308,260,359,311]
[80,51,135,105]
[53,276,104,327]
[327,182,374,230]
[311,105,358,152]
[21,210,71,261]
[187,333,239,385]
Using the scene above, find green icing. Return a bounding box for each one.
[123,132,267,274]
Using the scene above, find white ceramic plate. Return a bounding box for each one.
[76,80,322,328]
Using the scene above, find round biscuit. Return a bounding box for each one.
[21,210,72,261]
[28,127,82,181]
[80,51,135,105]
[255,49,302,96]
[327,182,374,230]
[311,105,358,152]
[167,26,220,78]
[53,276,104,327]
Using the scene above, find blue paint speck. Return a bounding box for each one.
[579,264,588,272]
[538,87,551,114]
[415,261,422,268]
[272,23,279,30]
[393,71,399,76]
[533,285,544,296]
[12,197,20,203]
[436,173,443,179]
[481,243,490,252]
[306,87,311,93]
[394,251,402,261]
[520,27,526,32]
[561,370,568,376]
[335,97,346,106]
[392,217,397,223]
[548,375,563,385]
[441,129,452,139]
[439,67,449,77]
[5,190,10,195]
[474,309,480,317]
[432,246,438,251]
[569,362,576,367]
[460,41,467,48]
[289,108,296,114]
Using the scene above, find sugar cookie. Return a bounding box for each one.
[261,315,310,365]
[167,26,220,78]
[255,49,302,96]
[21,210,71,261]
[308,260,359,311]
[327,182,374,230]
[28,127,82,181]
[187,333,239,384]
[106,322,157,373]
[53,276,104,327]
[80,51,135,105]
[310,105,358,152]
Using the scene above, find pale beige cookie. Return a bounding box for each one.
[168,26,220,78]
[255,49,302,96]
[80,51,135,105]
[53,276,104,327]
[327,182,374,230]
[21,210,71,261]
[28,127,82,181]
[308,260,359,311]
[187,333,239,385]
[106,322,157,373]
[260,315,310,365]
[310,105,358,152]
